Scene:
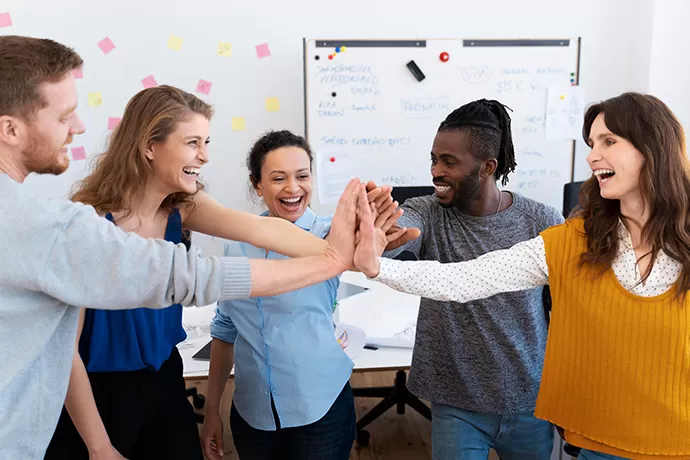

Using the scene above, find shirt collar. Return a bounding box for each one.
[617,219,634,251]
[260,207,318,231]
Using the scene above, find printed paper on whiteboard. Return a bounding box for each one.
[315,151,362,205]
[545,86,586,140]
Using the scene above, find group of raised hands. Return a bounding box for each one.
[324,178,421,278]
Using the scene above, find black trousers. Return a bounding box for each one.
[230,382,356,460]
[45,347,202,460]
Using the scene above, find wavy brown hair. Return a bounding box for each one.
[71,85,213,217]
[575,92,690,297]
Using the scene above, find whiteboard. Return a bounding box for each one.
[304,38,581,211]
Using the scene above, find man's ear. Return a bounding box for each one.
[481,158,498,178]
[0,115,23,147]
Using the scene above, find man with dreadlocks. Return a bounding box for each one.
[372,99,564,459]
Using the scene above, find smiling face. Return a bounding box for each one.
[430,129,484,209]
[254,146,313,222]
[21,74,86,176]
[145,113,209,195]
[586,113,645,202]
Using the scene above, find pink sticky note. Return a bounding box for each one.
[98,37,116,54]
[141,75,158,89]
[0,12,12,28]
[196,79,212,95]
[255,43,271,59]
[71,67,83,79]
[107,117,121,130]
[71,146,86,161]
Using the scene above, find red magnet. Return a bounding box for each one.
[328,54,334,60]
[330,157,336,162]
[439,52,450,62]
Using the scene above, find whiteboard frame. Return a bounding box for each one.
[302,37,582,199]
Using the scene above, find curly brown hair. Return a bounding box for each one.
[575,92,690,297]
[71,85,213,218]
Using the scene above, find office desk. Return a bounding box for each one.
[180,271,425,445]
[180,271,420,379]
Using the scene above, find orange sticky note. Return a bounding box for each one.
[265,97,280,112]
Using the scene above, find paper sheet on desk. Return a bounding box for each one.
[334,322,366,360]
[179,304,216,350]
[366,321,416,349]
[545,85,586,140]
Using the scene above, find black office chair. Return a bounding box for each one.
[559,181,584,458]
[352,186,434,446]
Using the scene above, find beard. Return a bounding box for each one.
[23,128,70,176]
[436,165,482,209]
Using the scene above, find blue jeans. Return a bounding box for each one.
[431,403,554,460]
[230,382,355,460]
[578,449,628,460]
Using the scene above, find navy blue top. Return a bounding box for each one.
[79,208,188,372]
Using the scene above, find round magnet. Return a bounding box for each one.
[335,46,341,53]
[331,92,337,97]
[439,52,450,62]
[330,157,336,162]
[328,54,334,60]
[341,46,347,52]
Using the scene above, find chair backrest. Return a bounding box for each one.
[390,186,435,261]
[563,181,584,217]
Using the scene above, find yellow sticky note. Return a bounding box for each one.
[168,35,183,51]
[231,117,246,131]
[88,92,103,108]
[218,42,232,57]
[265,97,280,112]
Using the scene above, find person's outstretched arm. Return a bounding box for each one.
[37,179,370,310]
[182,187,384,259]
[354,227,550,303]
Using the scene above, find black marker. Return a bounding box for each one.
[406,60,425,82]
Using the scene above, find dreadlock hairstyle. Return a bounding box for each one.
[438,99,517,186]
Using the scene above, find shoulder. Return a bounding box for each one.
[540,217,585,242]
[511,193,565,230]
[399,195,437,218]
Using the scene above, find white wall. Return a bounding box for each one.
[2,0,655,257]
[649,0,690,138]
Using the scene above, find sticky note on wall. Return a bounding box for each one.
[218,42,232,57]
[72,68,83,79]
[71,146,86,161]
[107,117,121,130]
[88,92,103,107]
[168,35,183,51]
[196,79,212,95]
[98,37,116,54]
[265,97,280,112]
[0,12,13,28]
[255,43,271,59]
[231,117,246,131]
[142,75,158,89]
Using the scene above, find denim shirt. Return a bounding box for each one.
[211,208,353,430]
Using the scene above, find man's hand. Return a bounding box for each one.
[365,180,421,252]
[200,411,225,460]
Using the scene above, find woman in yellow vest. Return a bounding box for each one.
[354,92,690,460]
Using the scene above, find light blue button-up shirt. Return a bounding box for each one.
[211,208,354,430]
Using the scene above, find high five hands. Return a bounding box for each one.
[325,178,420,278]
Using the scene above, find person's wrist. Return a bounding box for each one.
[362,258,381,278]
[86,438,114,456]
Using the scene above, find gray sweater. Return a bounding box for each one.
[0,174,251,459]
[385,193,563,414]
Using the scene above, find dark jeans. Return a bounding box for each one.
[45,348,203,460]
[230,382,356,460]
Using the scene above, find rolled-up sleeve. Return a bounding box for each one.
[210,303,238,344]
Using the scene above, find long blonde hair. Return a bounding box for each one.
[71,85,213,217]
